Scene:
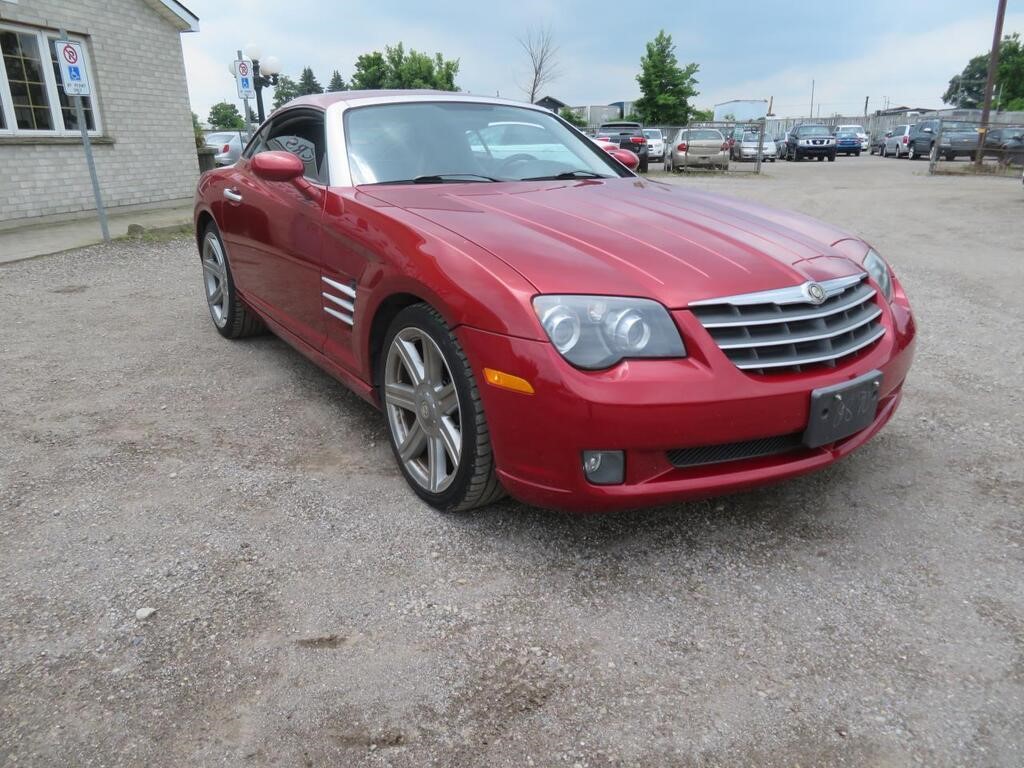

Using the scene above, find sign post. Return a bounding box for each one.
[56,31,108,242]
[235,49,253,129]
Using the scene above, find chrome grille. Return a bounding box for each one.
[690,273,885,374]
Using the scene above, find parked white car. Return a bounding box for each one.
[643,128,665,162]
[835,123,869,152]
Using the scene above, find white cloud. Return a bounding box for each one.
[700,13,1024,117]
[179,3,1022,122]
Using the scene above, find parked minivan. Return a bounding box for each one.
[882,124,914,158]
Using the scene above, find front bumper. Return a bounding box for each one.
[457,293,915,513]
[795,144,835,156]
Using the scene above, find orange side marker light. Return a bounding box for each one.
[483,368,535,395]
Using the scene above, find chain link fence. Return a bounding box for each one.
[656,119,770,174]
[926,118,1024,176]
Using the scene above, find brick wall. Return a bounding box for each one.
[0,0,198,224]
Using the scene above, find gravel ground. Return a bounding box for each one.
[2,156,1022,767]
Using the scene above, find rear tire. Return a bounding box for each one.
[908,143,918,160]
[639,156,649,173]
[199,222,265,339]
[380,303,504,512]
[827,153,836,162]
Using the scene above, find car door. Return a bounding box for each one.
[219,109,328,350]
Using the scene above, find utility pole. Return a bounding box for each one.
[864,96,869,117]
[976,0,1007,165]
[810,79,815,119]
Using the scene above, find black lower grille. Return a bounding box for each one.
[666,433,804,469]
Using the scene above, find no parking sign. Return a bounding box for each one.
[55,40,90,96]
[233,59,256,99]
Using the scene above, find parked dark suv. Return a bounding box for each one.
[596,121,649,172]
[784,124,836,161]
[907,119,980,161]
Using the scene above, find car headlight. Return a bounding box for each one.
[532,295,686,369]
[863,248,893,302]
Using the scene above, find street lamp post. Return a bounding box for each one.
[242,44,280,124]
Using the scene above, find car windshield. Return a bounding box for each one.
[206,132,237,144]
[742,132,760,141]
[840,126,864,133]
[837,132,857,138]
[942,121,976,132]
[687,129,723,141]
[643,129,663,139]
[798,126,830,137]
[345,102,626,184]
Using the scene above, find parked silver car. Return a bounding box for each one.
[664,128,729,171]
[732,130,776,162]
[204,131,245,166]
[882,124,914,158]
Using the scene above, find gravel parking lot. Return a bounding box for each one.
[2,156,1022,767]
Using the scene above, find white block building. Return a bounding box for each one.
[0,0,198,227]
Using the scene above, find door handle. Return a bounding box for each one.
[223,188,243,203]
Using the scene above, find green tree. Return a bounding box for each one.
[327,69,347,92]
[690,107,713,122]
[632,30,700,125]
[207,101,245,130]
[191,111,205,148]
[943,33,1024,108]
[350,51,388,89]
[559,106,586,128]
[350,43,459,90]
[297,66,323,95]
[271,74,301,109]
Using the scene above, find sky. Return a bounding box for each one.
[180,0,1023,121]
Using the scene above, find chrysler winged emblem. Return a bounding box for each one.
[803,281,827,305]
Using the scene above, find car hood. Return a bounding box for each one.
[360,178,865,308]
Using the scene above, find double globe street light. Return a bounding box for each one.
[235,44,279,124]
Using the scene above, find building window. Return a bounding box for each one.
[0,23,101,136]
[1,29,52,130]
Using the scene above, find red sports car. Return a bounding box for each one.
[194,91,916,513]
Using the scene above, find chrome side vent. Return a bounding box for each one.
[322,275,356,327]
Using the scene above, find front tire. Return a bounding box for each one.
[380,303,504,512]
[199,222,264,339]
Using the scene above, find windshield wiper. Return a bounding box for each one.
[411,173,501,184]
[521,170,610,181]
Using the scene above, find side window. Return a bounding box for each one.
[249,111,328,183]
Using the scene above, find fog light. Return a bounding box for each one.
[582,450,624,485]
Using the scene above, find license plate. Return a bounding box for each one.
[803,370,883,448]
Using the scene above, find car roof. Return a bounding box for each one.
[280,90,550,112]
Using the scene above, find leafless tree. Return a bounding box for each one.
[518,26,561,103]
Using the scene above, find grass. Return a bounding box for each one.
[931,161,1023,178]
[117,222,193,244]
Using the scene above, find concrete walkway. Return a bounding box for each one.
[0,203,193,264]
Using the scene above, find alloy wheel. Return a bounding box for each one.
[384,327,462,494]
[202,232,229,328]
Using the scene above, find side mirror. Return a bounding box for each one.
[251,150,305,181]
[609,149,640,170]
